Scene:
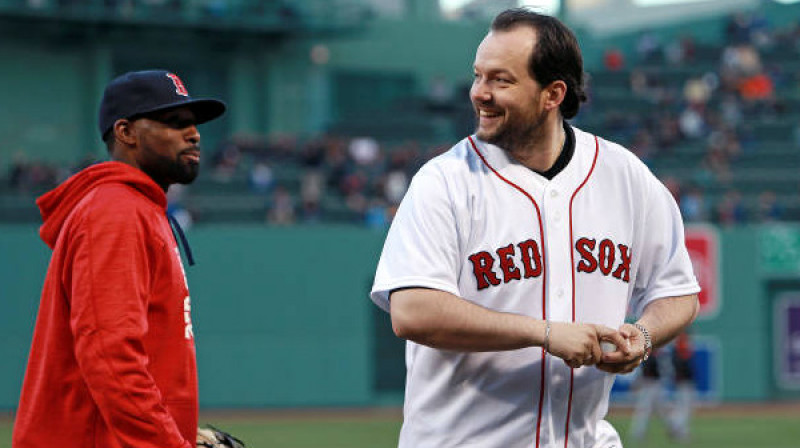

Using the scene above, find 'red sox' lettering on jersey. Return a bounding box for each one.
[469,239,544,289]
[575,237,632,283]
[470,237,630,291]
[468,240,542,289]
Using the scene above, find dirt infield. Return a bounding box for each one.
[612,400,800,417]
[3,401,798,425]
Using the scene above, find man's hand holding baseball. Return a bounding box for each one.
[596,323,648,374]
[546,323,629,369]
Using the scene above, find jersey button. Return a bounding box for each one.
[550,190,559,198]
[556,288,564,297]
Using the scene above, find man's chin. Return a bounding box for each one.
[176,165,200,185]
[475,128,496,142]
[475,129,504,145]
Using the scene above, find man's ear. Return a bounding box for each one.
[113,119,137,147]
[543,80,567,112]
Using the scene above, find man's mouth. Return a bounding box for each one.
[181,150,200,164]
[478,109,502,118]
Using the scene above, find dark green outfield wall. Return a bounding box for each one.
[3,224,800,411]
[0,225,390,410]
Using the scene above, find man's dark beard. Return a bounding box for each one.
[171,157,199,185]
[141,150,199,189]
[475,116,542,154]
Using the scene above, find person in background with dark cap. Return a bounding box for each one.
[12,70,225,448]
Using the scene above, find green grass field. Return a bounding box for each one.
[1,409,798,447]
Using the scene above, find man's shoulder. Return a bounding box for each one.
[88,182,155,207]
[416,137,483,175]
[573,126,652,174]
[75,182,162,225]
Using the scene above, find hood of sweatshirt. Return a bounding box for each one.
[37,161,167,249]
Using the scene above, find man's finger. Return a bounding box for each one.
[595,325,631,356]
[600,350,628,364]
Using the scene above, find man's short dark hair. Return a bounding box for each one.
[491,8,587,119]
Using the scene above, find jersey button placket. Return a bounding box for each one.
[543,184,574,447]
[543,186,571,321]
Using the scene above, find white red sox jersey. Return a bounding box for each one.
[370,125,700,448]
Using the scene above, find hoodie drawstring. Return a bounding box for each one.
[167,212,195,266]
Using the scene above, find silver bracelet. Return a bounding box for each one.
[633,323,652,361]
[544,319,551,353]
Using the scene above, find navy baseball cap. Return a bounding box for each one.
[98,69,226,139]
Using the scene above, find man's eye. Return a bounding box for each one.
[165,119,193,128]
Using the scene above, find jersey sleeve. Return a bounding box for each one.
[66,193,191,448]
[630,176,701,317]
[370,163,463,312]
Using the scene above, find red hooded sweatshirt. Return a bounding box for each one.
[13,161,196,448]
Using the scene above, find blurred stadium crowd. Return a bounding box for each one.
[590,11,800,225]
[5,9,800,228]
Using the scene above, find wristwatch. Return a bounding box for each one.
[633,323,652,361]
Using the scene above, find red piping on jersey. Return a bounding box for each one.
[467,136,548,448]
[564,135,600,448]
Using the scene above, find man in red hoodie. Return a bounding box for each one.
[13,70,225,448]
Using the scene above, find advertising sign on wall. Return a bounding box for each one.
[775,294,800,389]
[685,225,720,318]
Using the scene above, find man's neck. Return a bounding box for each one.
[508,116,565,173]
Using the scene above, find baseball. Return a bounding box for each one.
[601,341,617,353]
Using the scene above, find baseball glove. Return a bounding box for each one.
[197,424,246,448]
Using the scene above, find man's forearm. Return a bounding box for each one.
[636,294,699,349]
[389,288,546,351]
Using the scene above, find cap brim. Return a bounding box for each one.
[134,98,227,124]
[187,98,227,124]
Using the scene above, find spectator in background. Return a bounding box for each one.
[629,348,666,442]
[249,160,274,194]
[664,34,695,66]
[662,175,683,205]
[708,126,742,160]
[630,331,696,444]
[630,128,656,163]
[755,190,784,222]
[300,170,324,223]
[267,185,295,225]
[716,189,747,225]
[725,12,755,45]
[636,30,662,63]
[702,144,732,185]
[299,138,327,222]
[679,77,713,140]
[719,94,744,127]
[603,47,625,71]
[211,140,242,182]
[8,152,28,190]
[348,136,380,166]
[678,104,707,140]
[653,110,682,149]
[680,186,709,222]
[364,198,389,229]
[383,150,411,205]
[669,331,696,443]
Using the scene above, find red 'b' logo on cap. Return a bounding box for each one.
[166,73,189,97]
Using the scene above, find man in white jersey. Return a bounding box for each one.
[370,8,700,448]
